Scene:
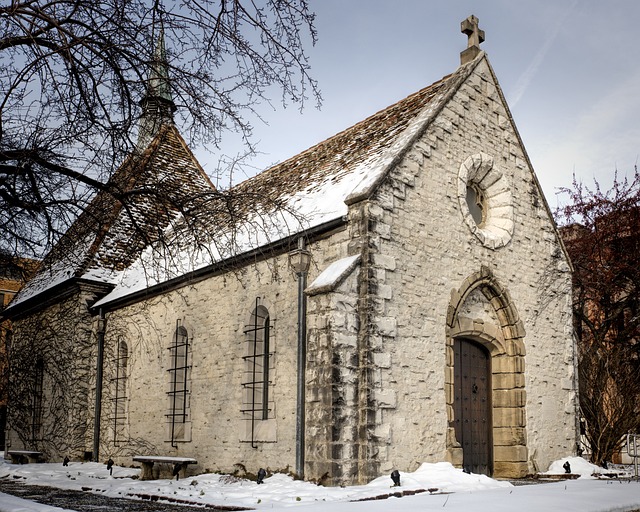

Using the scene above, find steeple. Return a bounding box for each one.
[460,15,485,65]
[137,29,176,150]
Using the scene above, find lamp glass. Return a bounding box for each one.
[289,249,311,274]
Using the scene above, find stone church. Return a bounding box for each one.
[3,17,578,485]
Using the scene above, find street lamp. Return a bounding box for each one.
[289,237,311,479]
[289,238,311,275]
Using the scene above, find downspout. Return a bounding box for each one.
[93,308,106,462]
[295,265,308,477]
[290,237,311,478]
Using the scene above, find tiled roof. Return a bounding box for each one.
[10,124,217,307]
[233,72,455,208]
[10,55,480,311]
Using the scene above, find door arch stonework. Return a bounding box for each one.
[445,266,528,478]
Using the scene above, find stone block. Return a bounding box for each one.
[493,426,527,446]
[375,389,397,409]
[373,352,391,369]
[374,423,391,441]
[492,355,523,373]
[493,389,526,408]
[367,203,384,219]
[376,223,392,240]
[493,372,525,390]
[445,345,454,366]
[376,317,397,337]
[448,447,463,466]
[493,461,529,479]
[493,445,528,463]
[333,332,357,348]
[378,284,393,300]
[372,253,397,271]
[493,407,526,427]
[377,189,395,210]
[561,378,574,390]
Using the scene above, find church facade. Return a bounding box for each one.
[3,18,578,485]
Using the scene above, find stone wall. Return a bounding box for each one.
[344,57,576,478]
[6,284,102,460]
[101,227,351,477]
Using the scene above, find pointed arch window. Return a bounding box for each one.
[167,321,191,446]
[241,299,275,445]
[31,356,44,444]
[111,338,128,445]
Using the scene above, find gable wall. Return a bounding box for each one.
[101,226,351,476]
[6,288,100,459]
[360,58,576,476]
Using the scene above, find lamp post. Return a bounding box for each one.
[93,309,106,462]
[289,237,311,479]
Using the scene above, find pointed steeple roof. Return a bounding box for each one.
[6,124,217,315]
[137,29,176,150]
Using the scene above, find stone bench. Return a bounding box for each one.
[132,456,197,480]
[7,450,44,464]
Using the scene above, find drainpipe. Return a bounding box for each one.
[289,238,311,479]
[93,308,106,462]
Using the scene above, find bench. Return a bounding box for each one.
[7,450,44,464]
[132,456,197,480]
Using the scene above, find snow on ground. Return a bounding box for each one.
[0,457,639,512]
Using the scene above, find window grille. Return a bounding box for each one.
[31,357,44,443]
[241,298,274,447]
[167,320,190,447]
[110,338,128,445]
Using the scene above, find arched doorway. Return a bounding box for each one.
[454,338,492,475]
[445,266,528,478]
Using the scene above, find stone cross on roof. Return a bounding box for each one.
[460,15,485,65]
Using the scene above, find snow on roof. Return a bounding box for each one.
[8,124,217,310]
[306,254,361,295]
[12,56,481,312]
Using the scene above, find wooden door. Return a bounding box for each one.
[453,338,493,475]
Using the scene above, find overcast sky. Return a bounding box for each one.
[197,0,640,208]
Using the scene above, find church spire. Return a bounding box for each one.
[137,29,176,150]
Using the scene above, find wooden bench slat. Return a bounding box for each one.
[133,456,196,464]
[7,450,44,464]
[132,455,197,480]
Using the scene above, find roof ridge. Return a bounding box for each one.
[233,69,460,193]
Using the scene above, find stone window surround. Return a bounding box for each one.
[240,300,277,444]
[166,320,191,445]
[445,266,528,478]
[458,153,514,249]
[112,337,129,445]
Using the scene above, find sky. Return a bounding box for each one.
[1,457,640,512]
[196,0,640,210]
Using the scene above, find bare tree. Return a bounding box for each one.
[556,169,640,466]
[0,0,319,261]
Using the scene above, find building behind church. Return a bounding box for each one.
[2,17,578,485]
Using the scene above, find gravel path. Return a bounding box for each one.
[0,476,249,511]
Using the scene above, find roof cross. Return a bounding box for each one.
[461,15,485,48]
[460,15,485,65]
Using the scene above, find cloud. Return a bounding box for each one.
[509,0,578,109]
[531,68,640,200]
